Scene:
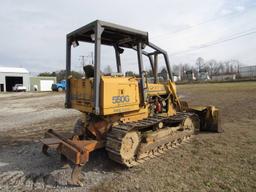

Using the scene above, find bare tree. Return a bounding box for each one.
[125,71,135,76]
[169,58,242,80]
[195,57,205,72]
[159,67,168,81]
[103,65,112,74]
[206,59,217,77]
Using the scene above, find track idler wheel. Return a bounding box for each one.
[120,131,140,163]
[106,130,140,167]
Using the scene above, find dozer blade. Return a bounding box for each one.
[188,106,223,133]
[40,129,104,186]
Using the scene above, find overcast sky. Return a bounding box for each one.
[0,0,256,74]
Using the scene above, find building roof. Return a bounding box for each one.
[0,67,29,74]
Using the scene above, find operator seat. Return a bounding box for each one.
[83,65,94,78]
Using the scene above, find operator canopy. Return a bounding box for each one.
[67,20,149,48]
[65,20,173,112]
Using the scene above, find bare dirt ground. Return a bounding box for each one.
[0,82,256,192]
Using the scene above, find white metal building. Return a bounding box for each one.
[30,76,57,91]
[239,65,256,78]
[211,74,236,81]
[0,67,30,92]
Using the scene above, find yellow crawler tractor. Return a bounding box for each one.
[40,20,222,186]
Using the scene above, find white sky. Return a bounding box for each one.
[0,0,255,74]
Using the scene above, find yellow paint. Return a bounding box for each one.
[120,106,149,123]
[147,83,168,96]
[100,76,140,115]
[70,76,180,122]
[70,78,93,113]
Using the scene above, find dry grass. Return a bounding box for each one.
[90,82,256,192]
[0,82,255,192]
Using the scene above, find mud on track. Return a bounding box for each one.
[0,82,256,192]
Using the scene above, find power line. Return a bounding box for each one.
[151,4,256,40]
[88,28,256,66]
[198,27,256,45]
[169,30,256,56]
[121,27,256,62]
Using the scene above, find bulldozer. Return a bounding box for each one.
[40,20,222,186]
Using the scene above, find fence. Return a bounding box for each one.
[239,65,256,79]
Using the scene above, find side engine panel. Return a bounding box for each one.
[69,76,177,117]
[101,76,140,115]
[70,78,94,113]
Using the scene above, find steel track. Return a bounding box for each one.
[106,112,199,167]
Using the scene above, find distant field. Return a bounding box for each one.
[92,82,256,192]
[178,81,256,92]
[0,82,255,192]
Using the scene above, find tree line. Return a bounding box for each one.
[38,57,243,81]
[38,70,82,82]
[173,57,242,79]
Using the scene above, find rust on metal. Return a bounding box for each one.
[40,129,104,165]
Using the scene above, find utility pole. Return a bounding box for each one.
[79,52,93,71]
[79,55,85,67]
[78,55,86,73]
[91,51,94,65]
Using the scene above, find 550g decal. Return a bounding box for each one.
[112,95,130,104]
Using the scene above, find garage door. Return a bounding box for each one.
[40,80,54,91]
[5,76,23,91]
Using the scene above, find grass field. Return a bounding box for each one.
[91,82,256,192]
[0,82,255,192]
